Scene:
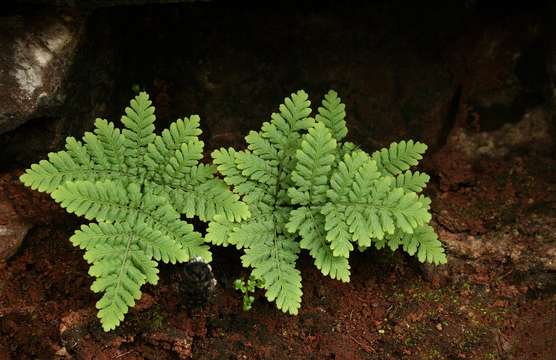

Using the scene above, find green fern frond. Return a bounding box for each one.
[174,179,250,222]
[94,118,128,171]
[228,216,276,250]
[86,245,158,331]
[212,148,256,194]
[315,90,348,141]
[19,151,81,193]
[289,122,337,205]
[311,239,351,282]
[394,170,430,192]
[120,92,156,169]
[286,207,350,281]
[19,119,145,194]
[205,214,233,247]
[235,152,278,187]
[19,139,108,193]
[327,151,375,201]
[260,90,314,151]
[245,131,279,160]
[371,140,428,176]
[241,235,302,315]
[71,220,187,263]
[65,137,93,167]
[406,225,447,265]
[385,225,447,265]
[206,214,272,250]
[51,180,135,222]
[321,204,353,257]
[144,116,202,172]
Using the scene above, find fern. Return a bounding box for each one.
[21,89,446,324]
[20,92,248,331]
[207,89,446,315]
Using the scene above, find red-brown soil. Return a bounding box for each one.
[1,146,554,359]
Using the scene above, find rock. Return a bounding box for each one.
[59,308,97,335]
[134,292,156,312]
[0,8,120,168]
[175,257,217,309]
[445,107,554,161]
[143,327,193,359]
[60,308,116,360]
[0,193,31,263]
[0,10,85,135]
[16,0,209,9]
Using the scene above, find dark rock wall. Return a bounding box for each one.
[1,1,555,169]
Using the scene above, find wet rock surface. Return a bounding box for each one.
[0,193,30,263]
[0,9,85,135]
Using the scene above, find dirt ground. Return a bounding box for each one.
[1,2,555,359]
[0,142,555,359]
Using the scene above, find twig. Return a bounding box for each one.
[113,350,134,359]
[0,305,35,317]
[350,335,375,354]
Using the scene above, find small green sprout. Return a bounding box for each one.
[234,274,264,311]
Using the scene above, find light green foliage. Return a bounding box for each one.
[234,274,264,311]
[207,90,446,315]
[20,92,249,331]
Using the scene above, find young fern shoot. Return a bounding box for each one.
[207,90,446,315]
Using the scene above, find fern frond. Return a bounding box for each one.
[323,157,431,252]
[241,234,302,315]
[161,140,204,183]
[19,134,114,193]
[321,204,353,257]
[86,244,158,331]
[230,216,276,249]
[386,225,447,265]
[19,152,80,193]
[185,164,217,186]
[206,213,270,249]
[212,148,256,194]
[51,180,135,222]
[53,180,211,262]
[94,118,128,171]
[276,90,313,131]
[144,116,202,171]
[235,151,278,187]
[139,193,211,262]
[384,231,405,251]
[83,131,111,169]
[395,170,430,192]
[327,151,374,201]
[260,90,314,151]
[205,214,233,247]
[71,220,187,264]
[286,207,350,281]
[172,179,250,222]
[400,225,446,264]
[121,92,156,166]
[65,137,93,167]
[245,131,279,160]
[371,140,427,176]
[315,90,348,141]
[289,122,337,205]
